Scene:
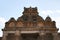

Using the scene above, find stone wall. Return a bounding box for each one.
[0,37,2,40]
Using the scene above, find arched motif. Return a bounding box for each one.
[9,22,15,27]
[37,22,44,27]
[45,16,52,22]
[16,21,23,27]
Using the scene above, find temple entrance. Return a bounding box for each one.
[6,33,53,40]
[21,33,39,40]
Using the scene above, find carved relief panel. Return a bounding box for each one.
[16,21,23,27]
[9,22,15,27]
[27,22,33,27]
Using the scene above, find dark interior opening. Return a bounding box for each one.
[21,33,39,40]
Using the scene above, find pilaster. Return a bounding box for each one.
[53,33,58,40]
[2,31,8,40]
[15,30,21,40]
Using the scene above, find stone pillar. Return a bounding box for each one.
[39,31,45,40]
[2,31,8,40]
[15,30,21,40]
[53,33,58,40]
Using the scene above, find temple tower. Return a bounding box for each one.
[1,7,60,40]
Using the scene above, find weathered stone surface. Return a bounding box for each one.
[1,7,60,40]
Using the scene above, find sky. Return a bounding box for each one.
[0,0,60,37]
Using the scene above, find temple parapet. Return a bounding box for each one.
[1,7,60,40]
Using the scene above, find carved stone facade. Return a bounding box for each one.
[0,7,60,40]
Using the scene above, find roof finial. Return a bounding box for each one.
[45,15,52,21]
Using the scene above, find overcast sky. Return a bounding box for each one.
[0,0,60,37]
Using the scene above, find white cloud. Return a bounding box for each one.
[40,10,54,15]
[0,31,3,37]
[0,17,6,27]
[0,17,6,37]
[40,10,60,16]
[56,10,60,13]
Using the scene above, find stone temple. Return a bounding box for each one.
[0,7,60,40]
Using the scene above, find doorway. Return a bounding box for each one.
[21,33,39,40]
